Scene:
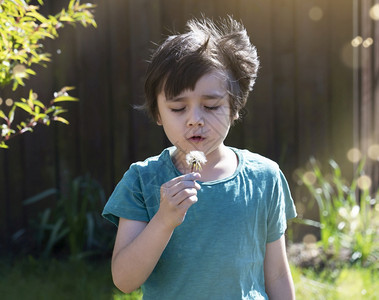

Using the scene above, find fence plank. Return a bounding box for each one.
[329,0,354,172]
[127,0,166,164]
[108,0,133,184]
[239,0,275,156]
[295,0,331,165]
[270,0,297,170]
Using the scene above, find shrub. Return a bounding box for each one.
[296,157,379,267]
[0,0,96,148]
[22,175,114,259]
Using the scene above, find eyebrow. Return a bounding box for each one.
[166,92,227,102]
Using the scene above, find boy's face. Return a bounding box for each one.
[156,71,238,157]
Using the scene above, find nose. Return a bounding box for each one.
[187,107,204,127]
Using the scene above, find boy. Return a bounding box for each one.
[103,16,296,299]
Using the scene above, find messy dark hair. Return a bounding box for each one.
[143,16,259,123]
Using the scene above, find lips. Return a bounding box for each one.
[188,135,205,143]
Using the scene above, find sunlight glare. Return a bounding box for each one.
[309,6,323,21]
[303,234,317,244]
[362,37,373,48]
[357,175,372,191]
[13,64,26,75]
[350,205,360,218]
[5,98,13,106]
[368,144,379,161]
[347,148,361,163]
[369,4,379,20]
[303,171,317,185]
[351,36,363,47]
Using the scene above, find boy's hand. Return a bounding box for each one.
[156,173,201,230]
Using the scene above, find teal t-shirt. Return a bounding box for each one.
[102,147,296,299]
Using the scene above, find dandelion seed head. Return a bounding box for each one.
[186,151,207,172]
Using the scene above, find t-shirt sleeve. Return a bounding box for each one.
[266,169,297,243]
[102,164,150,227]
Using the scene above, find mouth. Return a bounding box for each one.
[188,135,205,143]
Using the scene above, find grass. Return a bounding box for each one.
[291,264,379,299]
[0,257,377,299]
[0,256,142,300]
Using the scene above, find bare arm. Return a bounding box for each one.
[264,235,295,300]
[111,173,201,293]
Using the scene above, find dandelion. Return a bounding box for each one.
[186,151,207,172]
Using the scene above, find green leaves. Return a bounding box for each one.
[23,175,109,259]
[0,0,96,90]
[0,110,7,120]
[0,87,79,146]
[296,157,379,266]
[0,0,96,148]
[53,95,78,103]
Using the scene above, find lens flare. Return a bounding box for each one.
[357,175,372,191]
[362,37,373,48]
[369,4,379,21]
[347,148,361,163]
[5,98,13,106]
[351,36,363,47]
[309,6,323,21]
[13,64,26,76]
[303,234,317,244]
[303,171,317,185]
[368,144,379,161]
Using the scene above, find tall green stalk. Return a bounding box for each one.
[297,157,378,265]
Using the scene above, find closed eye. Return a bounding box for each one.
[170,107,185,112]
[204,106,220,111]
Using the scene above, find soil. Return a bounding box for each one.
[287,243,352,269]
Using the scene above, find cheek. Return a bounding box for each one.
[208,107,231,125]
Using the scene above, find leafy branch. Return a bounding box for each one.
[0,0,97,148]
[0,87,78,148]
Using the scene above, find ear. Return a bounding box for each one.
[232,111,239,121]
[156,114,162,126]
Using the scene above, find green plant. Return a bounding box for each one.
[290,263,379,299]
[24,175,114,259]
[0,0,96,148]
[296,157,379,266]
[0,257,143,299]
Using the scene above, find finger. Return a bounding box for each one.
[164,173,201,189]
[179,195,198,211]
[175,188,198,203]
[160,183,197,203]
[161,176,201,198]
[169,180,201,198]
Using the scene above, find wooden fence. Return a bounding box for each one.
[1,0,378,245]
